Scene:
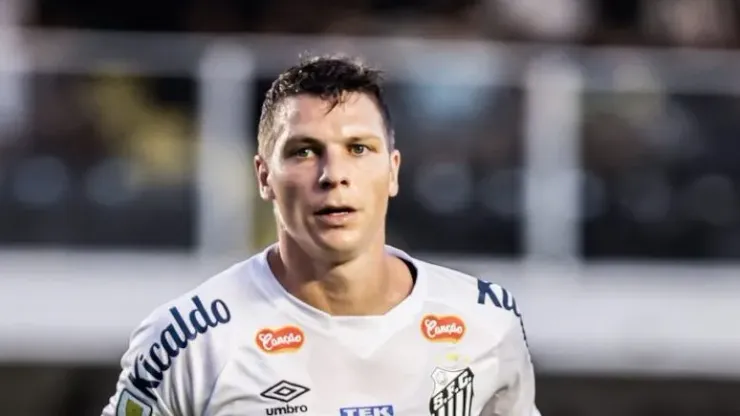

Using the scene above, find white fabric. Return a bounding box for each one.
[102,245,539,416]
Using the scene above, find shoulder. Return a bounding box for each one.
[414,257,525,337]
[121,256,260,400]
[418,258,521,315]
[133,251,266,337]
[138,256,252,339]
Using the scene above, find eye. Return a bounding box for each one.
[349,144,369,155]
[292,147,315,158]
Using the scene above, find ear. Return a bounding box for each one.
[388,149,401,198]
[254,154,275,201]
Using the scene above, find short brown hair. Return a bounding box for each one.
[257,54,394,157]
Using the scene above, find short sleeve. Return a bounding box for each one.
[100,309,191,416]
[482,298,540,415]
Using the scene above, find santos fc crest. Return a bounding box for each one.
[429,367,474,416]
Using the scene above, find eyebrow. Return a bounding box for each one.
[347,135,383,143]
[283,135,320,146]
[283,134,383,145]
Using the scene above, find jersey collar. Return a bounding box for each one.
[252,244,428,334]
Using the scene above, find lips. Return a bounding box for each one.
[314,206,357,216]
[313,205,358,226]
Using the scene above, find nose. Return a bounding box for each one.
[317,151,350,190]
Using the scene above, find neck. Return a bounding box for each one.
[268,234,413,316]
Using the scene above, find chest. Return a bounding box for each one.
[203,328,503,416]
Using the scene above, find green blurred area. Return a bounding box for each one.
[252,196,277,250]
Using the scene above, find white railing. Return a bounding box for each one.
[1,29,740,376]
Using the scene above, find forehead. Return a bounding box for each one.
[277,93,387,142]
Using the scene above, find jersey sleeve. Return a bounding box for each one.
[482,306,540,416]
[100,310,189,416]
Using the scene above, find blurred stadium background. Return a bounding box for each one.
[2,0,740,415]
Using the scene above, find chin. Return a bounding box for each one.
[310,230,365,259]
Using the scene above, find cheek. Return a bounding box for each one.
[367,169,393,202]
[272,173,310,211]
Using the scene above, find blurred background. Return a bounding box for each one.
[2,0,740,415]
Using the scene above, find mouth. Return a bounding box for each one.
[313,205,357,216]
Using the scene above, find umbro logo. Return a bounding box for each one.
[261,380,309,402]
[261,380,310,415]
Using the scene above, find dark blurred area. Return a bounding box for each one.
[0,73,197,248]
[2,0,740,257]
[0,0,738,255]
[28,0,740,47]
[581,91,740,259]
[3,0,740,415]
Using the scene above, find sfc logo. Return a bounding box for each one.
[429,367,474,416]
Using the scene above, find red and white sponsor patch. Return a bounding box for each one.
[421,315,466,343]
[256,325,305,353]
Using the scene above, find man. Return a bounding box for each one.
[102,55,540,416]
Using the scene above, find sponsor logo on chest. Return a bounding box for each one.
[256,325,305,353]
[261,380,310,415]
[339,405,395,416]
[421,315,466,343]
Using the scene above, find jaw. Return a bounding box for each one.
[274,206,388,264]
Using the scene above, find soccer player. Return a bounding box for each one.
[102,55,540,416]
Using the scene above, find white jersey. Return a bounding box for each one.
[102,246,540,416]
